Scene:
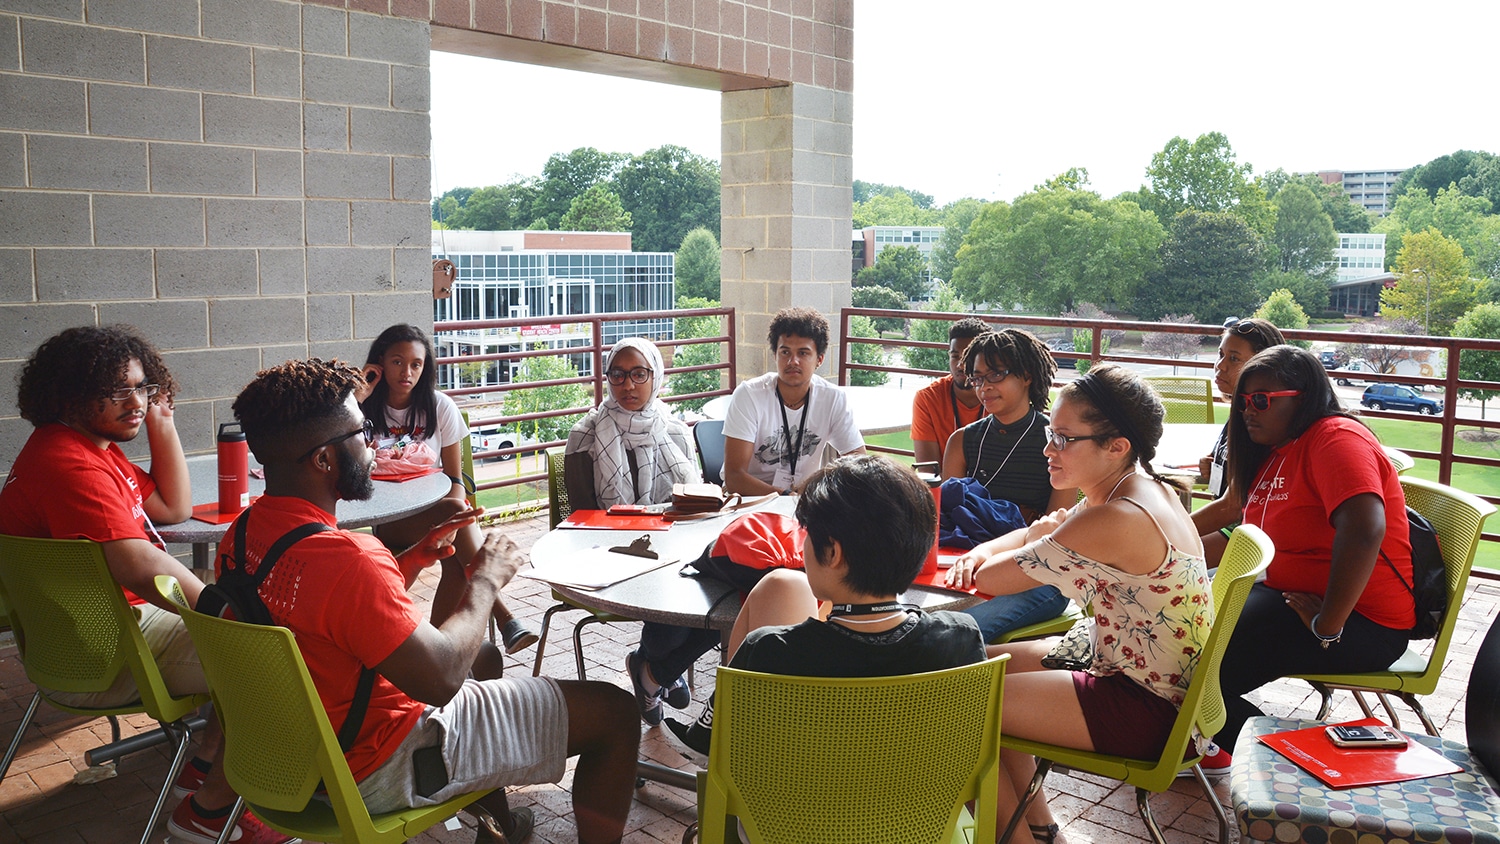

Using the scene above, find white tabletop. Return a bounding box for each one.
[529,495,980,632]
[1150,423,1223,476]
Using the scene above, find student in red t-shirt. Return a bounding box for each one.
[1216,346,1415,757]
[910,318,989,467]
[228,359,638,844]
[0,325,293,844]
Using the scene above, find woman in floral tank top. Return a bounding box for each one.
[946,365,1211,844]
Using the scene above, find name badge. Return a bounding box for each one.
[772,468,795,492]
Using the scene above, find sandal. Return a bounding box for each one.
[500,618,539,654]
[1029,822,1061,844]
[474,806,534,844]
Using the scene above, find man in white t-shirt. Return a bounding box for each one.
[722,307,865,495]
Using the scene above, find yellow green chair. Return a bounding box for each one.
[692,655,1008,844]
[532,449,636,679]
[0,535,210,844]
[997,524,1275,844]
[156,575,492,844]
[1293,476,1495,735]
[1144,376,1216,424]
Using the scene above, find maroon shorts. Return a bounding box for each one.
[1070,671,1180,759]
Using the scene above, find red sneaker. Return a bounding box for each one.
[167,796,302,844]
[170,757,211,800]
[1179,741,1233,778]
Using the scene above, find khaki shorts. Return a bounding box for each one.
[45,603,208,709]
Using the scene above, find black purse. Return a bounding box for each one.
[1039,621,1093,671]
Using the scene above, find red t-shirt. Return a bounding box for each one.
[0,423,159,604]
[911,376,985,450]
[1240,416,1416,630]
[215,495,424,781]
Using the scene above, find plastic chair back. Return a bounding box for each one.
[547,450,573,529]
[1144,376,1216,424]
[459,409,477,508]
[702,656,1008,844]
[1400,476,1494,684]
[156,575,489,844]
[694,420,726,486]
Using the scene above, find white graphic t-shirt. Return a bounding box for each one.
[722,372,863,488]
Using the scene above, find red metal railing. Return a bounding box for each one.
[433,307,735,504]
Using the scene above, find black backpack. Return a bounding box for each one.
[1382,506,1446,640]
[197,509,376,752]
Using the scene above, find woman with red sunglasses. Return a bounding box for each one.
[1214,345,1414,761]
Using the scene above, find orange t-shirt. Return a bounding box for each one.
[911,376,985,449]
[216,495,425,781]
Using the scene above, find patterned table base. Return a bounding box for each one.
[1232,717,1500,844]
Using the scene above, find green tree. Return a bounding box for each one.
[1142,132,1274,238]
[852,190,940,227]
[929,198,986,282]
[950,187,1164,313]
[558,183,633,232]
[612,145,721,253]
[1376,185,1494,271]
[1254,289,1311,348]
[1453,302,1500,418]
[674,227,721,300]
[1391,150,1500,210]
[1383,228,1483,335]
[668,296,724,411]
[847,316,889,386]
[1254,269,1330,319]
[855,245,930,300]
[433,182,541,231]
[906,284,967,372]
[1138,210,1263,325]
[1260,169,1372,233]
[530,147,629,229]
[851,285,908,334]
[507,348,591,444]
[1271,182,1338,274]
[1064,303,1114,373]
[854,180,935,208]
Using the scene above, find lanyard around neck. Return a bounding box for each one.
[776,382,810,476]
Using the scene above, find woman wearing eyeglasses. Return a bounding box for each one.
[947,365,1209,843]
[565,338,707,726]
[1214,345,1414,759]
[1191,317,1285,564]
[939,329,1079,643]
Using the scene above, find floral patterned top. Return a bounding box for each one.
[1015,497,1213,707]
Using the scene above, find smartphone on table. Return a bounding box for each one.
[1325,724,1408,748]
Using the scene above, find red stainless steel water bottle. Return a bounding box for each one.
[217,422,249,516]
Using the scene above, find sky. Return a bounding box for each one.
[430,0,1500,207]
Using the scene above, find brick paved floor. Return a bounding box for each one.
[2,513,1494,844]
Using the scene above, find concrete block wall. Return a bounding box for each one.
[0,1,433,467]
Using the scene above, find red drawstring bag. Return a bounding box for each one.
[686,511,806,594]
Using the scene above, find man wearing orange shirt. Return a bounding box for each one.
[911,318,990,466]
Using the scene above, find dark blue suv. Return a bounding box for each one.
[1360,383,1443,415]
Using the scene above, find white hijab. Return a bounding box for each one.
[584,338,700,507]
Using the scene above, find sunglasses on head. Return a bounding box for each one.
[1235,390,1301,411]
[1222,317,1261,337]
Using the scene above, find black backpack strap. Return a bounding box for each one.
[339,667,378,753]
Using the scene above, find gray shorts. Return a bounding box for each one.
[358,676,569,814]
[46,603,208,709]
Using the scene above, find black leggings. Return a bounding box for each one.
[1216,583,1410,752]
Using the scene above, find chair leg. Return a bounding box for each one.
[138,719,195,844]
[573,614,613,680]
[681,821,697,844]
[1310,681,1335,720]
[1399,692,1440,736]
[531,602,571,677]
[997,759,1052,844]
[214,796,247,844]
[0,691,40,782]
[1372,691,1405,731]
[1349,689,1378,720]
[1135,786,1170,844]
[1188,764,1232,844]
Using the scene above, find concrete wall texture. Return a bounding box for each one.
[0,0,854,467]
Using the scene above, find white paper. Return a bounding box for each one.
[521,546,680,590]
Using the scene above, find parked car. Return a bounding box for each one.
[1318,349,1345,370]
[468,427,538,461]
[1360,383,1443,415]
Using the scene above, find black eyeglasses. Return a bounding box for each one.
[1044,426,1111,451]
[606,367,652,385]
[107,384,160,403]
[964,368,1011,388]
[1235,390,1301,411]
[296,419,375,463]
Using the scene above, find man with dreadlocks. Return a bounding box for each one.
[0,325,295,844]
[225,358,638,844]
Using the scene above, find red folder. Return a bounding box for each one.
[558,509,672,531]
[1256,717,1462,789]
[911,548,995,599]
[190,497,262,525]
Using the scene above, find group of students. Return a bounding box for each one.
[0,307,1420,844]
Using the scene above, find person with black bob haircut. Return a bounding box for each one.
[663,455,985,758]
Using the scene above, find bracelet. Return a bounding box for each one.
[1310,612,1343,649]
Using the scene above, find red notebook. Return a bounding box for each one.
[558,509,672,531]
[1256,718,1462,789]
[911,548,994,599]
[190,497,262,525]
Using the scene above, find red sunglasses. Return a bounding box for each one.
[1235,390,1301,411]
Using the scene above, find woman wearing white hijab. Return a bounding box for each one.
[565,337,701,509]
[565,339,717,725]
